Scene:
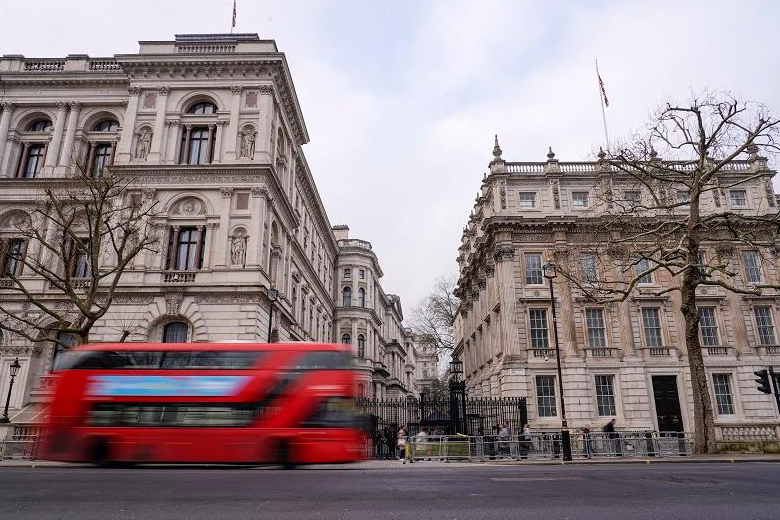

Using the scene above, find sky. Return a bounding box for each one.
[1,0,779,313]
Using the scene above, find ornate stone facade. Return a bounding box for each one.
[454,140,780,437]
[0,34,418,418]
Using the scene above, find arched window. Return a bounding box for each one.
[163,321,189,343]
[341,333,351,346]
[92,119,119,132]
[27,119,52,132]
[187,101,217,114]
[357,334,365,358]
[358,288,365,308]
[357,383,365,398]
[342,287,352,307]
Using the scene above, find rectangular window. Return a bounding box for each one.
[635,257,653,284]
[518,192,536,209]
[595,375,616,416]
[175,227,202,271]
[712,374,735,415]
[235,192,249,210]
[676,189,690,204]
[697,250,707,268]
[535,375,557,417]
[729,190,747,207]
[528,309,549,349]
[344,268,351,278]
[525,253,543,285]
[359,269,365,280]
[585,308,607,348]
[754,306,776,345]
[699,307,719,347]
[70,239,91,278]
[580,253,598,283]
[641,307,663,347]
[624,190,641,208]
[743,251,762,283]
[572,191,589,208]
[2,239,25,277]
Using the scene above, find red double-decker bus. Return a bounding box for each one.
[39,342,365,467]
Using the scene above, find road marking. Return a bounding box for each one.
[490,477,581,482]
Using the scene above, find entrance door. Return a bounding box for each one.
[651,376,684,432]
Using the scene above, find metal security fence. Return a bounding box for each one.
[356,397,527,459]
[0,425,41,460]
[405,431,693,462]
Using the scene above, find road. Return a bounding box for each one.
[1,462,778,519]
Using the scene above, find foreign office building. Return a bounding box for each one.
[0,34,431,428]
[454,139,780,444]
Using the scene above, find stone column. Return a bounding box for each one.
[205,124,215,163]
[558,278,580,357]
[225,85,242,161]
[165,122,181,163]
[351,318,358,352]
[256,85,274,160]
[168,227,180,270]
[247,186,267,267]
[215,187,233,267]
[0,102,15,170]
[147,87,169,163]
[15,143,29,178]
[43,101,68,169]
[116,87,142,163]
[618,299,637,357]
[494,246,521,356]
[727,291,751,356]
[193,225,206,269]
[58,101,81,168]
[181,125,192,165]
[213,121,226,163]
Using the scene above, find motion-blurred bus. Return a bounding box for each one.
[39,342,364,467]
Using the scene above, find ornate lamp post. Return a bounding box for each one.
[448,357,467,435]
[266,285,279,343]
[0,357,22,424]
[542,260,572,461]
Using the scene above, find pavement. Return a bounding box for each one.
[1,458,780,519]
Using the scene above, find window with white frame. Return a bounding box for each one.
[641,307,663,347]
[344,268,351,278]
[572,191,589,208]
[535,375,557,417]
[754,306,776,345]
[742,251,763,283]
[712,374,735,415]
[676,189,690,204]
[585,308,607,348]
[624,190,641,208]
[595,375,616,416]
[698,307,719,347]
[580,253,598,283]
[729,189,747,207]
[635,257,653,284]
[528,309,549,349]
[518,192,537,209]
[525,253,543,285]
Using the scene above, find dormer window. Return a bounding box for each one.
[93,119,119,132]
[187,102,217,115]
[27,119,52,132]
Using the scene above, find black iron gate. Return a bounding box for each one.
[356,396,527,459]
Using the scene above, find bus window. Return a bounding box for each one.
[159,351,264,370]
[289,351,352,371]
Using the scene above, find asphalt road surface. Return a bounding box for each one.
[1,462,779,520]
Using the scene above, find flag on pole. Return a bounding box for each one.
[598,70,609,107]
[232,0,237,29]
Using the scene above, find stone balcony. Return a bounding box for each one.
[0,55,122,73]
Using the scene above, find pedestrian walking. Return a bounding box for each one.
[498,423,510,456]
[603,419,621,457]
[397,426,408,463]
[416,426,430,459]
[519,423,531,460]
[580,426,592,458]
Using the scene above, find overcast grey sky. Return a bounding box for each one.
[2,0,779,312]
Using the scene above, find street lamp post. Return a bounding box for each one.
[543,260,572,461]
[266,285,279,343]
[448,358,467,435]
[0,357,22,424]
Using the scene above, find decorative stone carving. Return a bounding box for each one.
[195,293,262,305]
[493,247,515,263]
[0,101,14,111]
[135,128,152,159]
[499,182,507,210]
[230,231,248,266]
[165,292,183,316]
[113,295,154,305]
[143,188,157,201]
[712,187,721,207]
[550,179,561,210]
[158,86,171,95]
[258,85,273,93]
[766,179,776,207]
[239,128,256,158]
[221,187,234,198]
[231,85,243,95]
[128,86,142,96]
[173,197,205,216]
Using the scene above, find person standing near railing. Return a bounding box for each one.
[396,426,407,463]
[498,423,510,456]
[603,419,621,457]
[519,424,531,460]
[580,426,593,459]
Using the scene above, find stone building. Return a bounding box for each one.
[453,139,780,440]
[0,33,417,425]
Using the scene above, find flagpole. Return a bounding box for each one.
[231,0,236,34]
[595,59,610,152]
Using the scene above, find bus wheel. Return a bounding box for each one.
[89,438,111,468]
[275,440,296,470]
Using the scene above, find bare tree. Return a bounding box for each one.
[553,93,780,454]
[0,166,159,348]
[410,275,460,355]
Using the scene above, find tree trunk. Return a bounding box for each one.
[680,270,718,454]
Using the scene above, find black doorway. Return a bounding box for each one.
[652,375,684,432]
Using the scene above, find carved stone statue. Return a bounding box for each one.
[239,129,255,159]
[230,234,247,265]
[136,128,152,159]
